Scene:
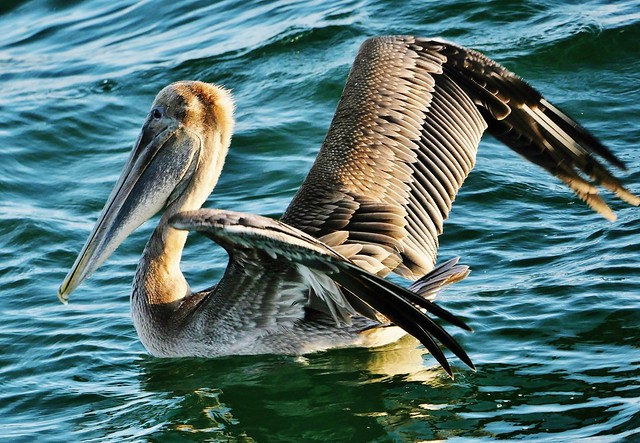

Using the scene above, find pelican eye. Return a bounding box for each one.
[152,108,162,119]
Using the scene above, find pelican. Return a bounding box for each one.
[58,36,638,377]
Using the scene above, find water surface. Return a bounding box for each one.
[1,0,639,441]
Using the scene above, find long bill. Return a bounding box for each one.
[58,120,201,303]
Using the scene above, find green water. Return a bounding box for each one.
[1,0,639,441]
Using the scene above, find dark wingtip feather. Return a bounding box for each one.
[333,262,475,377]
[540,99,628,171]
[357,272,476,369]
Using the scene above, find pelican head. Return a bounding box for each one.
[59,81,235,302]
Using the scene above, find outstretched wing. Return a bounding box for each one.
[281,36,638,280]
[170,208,474,377]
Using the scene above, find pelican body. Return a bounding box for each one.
[59,36,638,377]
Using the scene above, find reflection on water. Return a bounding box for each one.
[134,343,453,442]
[129,333,640,441]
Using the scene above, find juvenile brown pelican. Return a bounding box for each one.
[58,36,638,377]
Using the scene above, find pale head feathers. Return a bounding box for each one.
[154,81,235,148]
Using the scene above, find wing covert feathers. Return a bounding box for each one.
[168,36,637,377]
[282,35,637,284]
[170,209,473,377]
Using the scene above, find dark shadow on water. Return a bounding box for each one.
[135,353,388,442]
[131,338,472,442]
[113,339,640,442]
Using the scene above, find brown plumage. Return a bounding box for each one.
[283,36,638,282]
[59,36,638,378]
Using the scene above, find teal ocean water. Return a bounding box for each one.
[2,0,639,441]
